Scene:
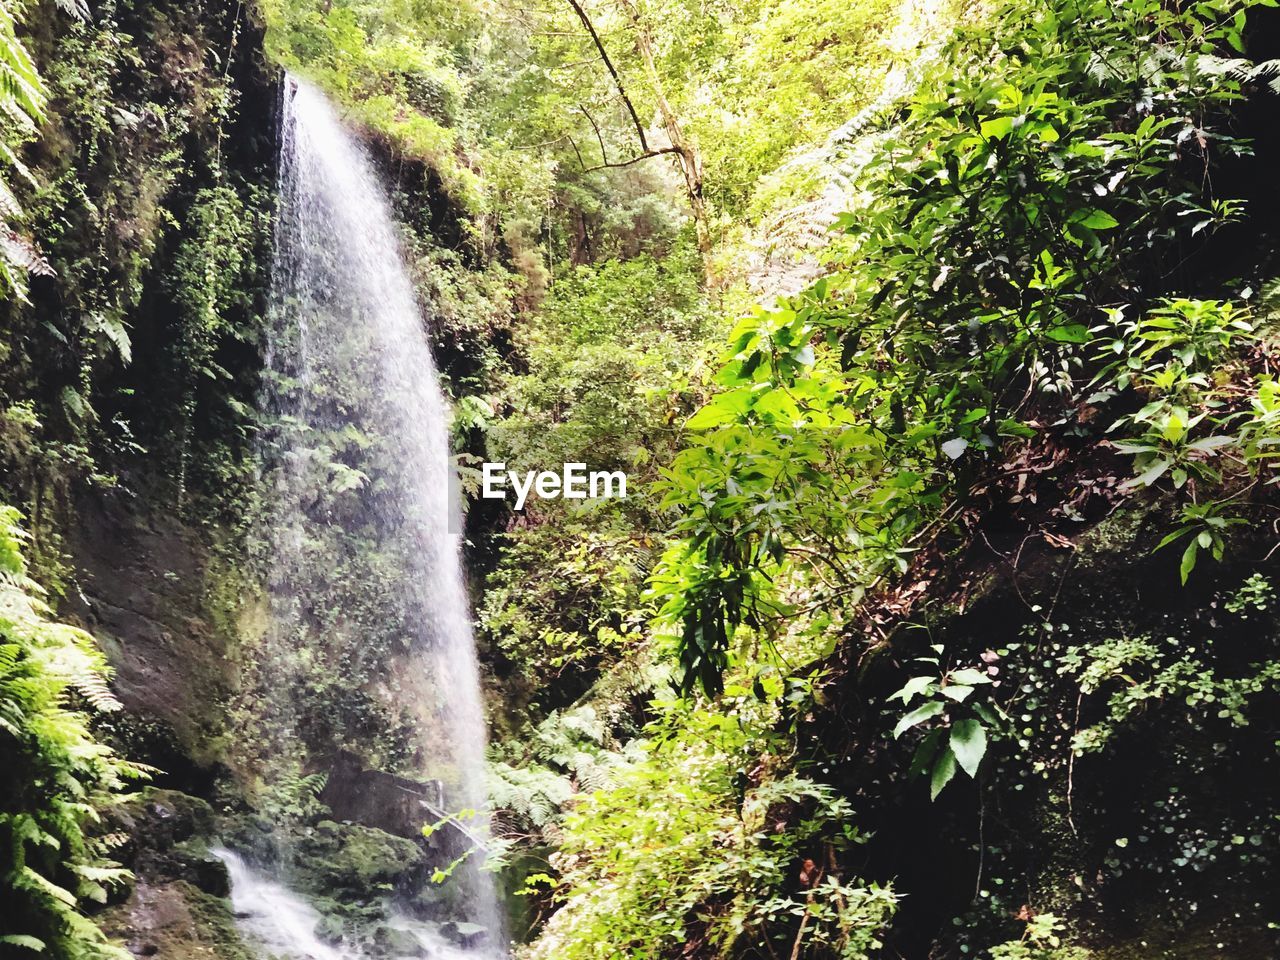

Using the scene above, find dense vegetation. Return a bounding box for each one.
[3,0,1280,957]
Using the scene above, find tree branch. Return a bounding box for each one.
[580,145,681,173]
[580,104,610,166]
[564,0,650,151]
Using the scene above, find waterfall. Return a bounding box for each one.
[231,73,503,957]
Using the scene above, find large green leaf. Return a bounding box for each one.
[930,749,957,800]
[950,719,988,778]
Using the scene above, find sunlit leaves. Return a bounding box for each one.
[949,719,987,777]
[656,0,1267,698]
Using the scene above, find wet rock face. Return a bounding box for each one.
[99,880,251,960]
[439,920,488,948]
[107,788,230,897]
[372,923,425,956]
[97,789,250,959]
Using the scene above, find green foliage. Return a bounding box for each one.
[0,505,142,959]
[164,184,268,503]
[0,0,273,591]
[0,0,60,301]
[490,701,649,841]
[691,0,904,217]
[522,692,895,960]
[259,772,329,823]
[1224,572,1274,615]
[490,247,711,471]
[1099,296,1280,579]
[480,248,713,709]
[1060,630,1280,754]
[890,645,1000,799]
[988,914,1089,960]
[655,0,1271,695]
[262,0,484,210]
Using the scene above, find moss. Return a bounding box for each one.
[290,820,428,900]
[1071,497,1170,567]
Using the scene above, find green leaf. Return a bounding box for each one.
[930,749,957,800]
[949,719,987,778]
[997,419,1037,439]
[893,700,944,738]
[1132,460,1170,487]
[891,675,935,704]
[979,116,1015,139]
[1155,527,1193,551]
[1078,209,1119,230]
[910,730,943,778]
[1180,540,1199,584]
[947,668,991,686]
[1044,323,1090,343]
[685,389,753,429]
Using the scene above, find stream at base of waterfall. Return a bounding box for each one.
[214,849,485,960]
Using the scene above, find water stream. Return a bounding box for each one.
[229,73,503,958]
[215,848,477,960]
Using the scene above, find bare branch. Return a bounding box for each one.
[563,0,650,151]
[579,105,609,166]
[580,145,681,173]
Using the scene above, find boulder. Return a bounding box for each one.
[291,820,427,900]
[371,924,424,957]
[167,842,231,896]
[314,914,345,946]
[439,920,487,948]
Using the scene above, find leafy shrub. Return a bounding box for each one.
[988,913,1089,960]
[656,0,1271,694]
[521,697,895,960]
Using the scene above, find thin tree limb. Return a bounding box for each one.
[580,145,681,172]
[563,0,650,151]
[580,104,610,166]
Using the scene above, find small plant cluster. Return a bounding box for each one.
[1099,297,1280,581]
[989,913,1089,960]
[1060,628,1280,754]
[890,645,1001,799]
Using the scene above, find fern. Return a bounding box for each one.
[0,0,70,301]
[0,505,140,959]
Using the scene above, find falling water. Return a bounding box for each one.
[235,74,503,956]
[215,848,346,960]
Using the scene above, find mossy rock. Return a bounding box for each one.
[97,879,253,960]
[290,820,427,900]
[314,913,345,945]
[106,788,228,901]
[115,787,217,852]
[439,920,487,948]
[167,839,232,896]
